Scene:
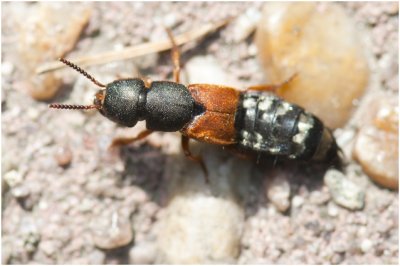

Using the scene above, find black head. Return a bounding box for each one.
[49,59,146,128]
[99,79,147,127]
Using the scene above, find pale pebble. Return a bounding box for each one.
[185,55,239,87]
[231,8,262,43]
[265,169,291,212]
[4,170,23,188]
[129,242,157,264]
[90,211,133,250]
[360,239,374,253]
[256,2,369,128]
[13,3,92,100]
[292,195,304,209]
[324,169,365,210]
[157,147,248,264]
[353,94,398,190]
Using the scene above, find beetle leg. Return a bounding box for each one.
[110,129,153,148]
[247,73,298,94]
[165,28,181,83]
[181,135,209,183]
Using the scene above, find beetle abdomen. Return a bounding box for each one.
[235,91,337,161]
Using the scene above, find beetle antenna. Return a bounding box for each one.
[59,58,106,88]
[49,103,99,110]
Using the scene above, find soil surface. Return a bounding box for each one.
[1,2,398,264]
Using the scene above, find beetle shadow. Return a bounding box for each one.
[117,139,253,207]
[245,156,337,217]
[117,139,338,217]
[118,142,168,203]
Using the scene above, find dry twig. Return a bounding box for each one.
[36,19,231,75]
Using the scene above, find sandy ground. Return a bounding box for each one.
[1,2,398,264]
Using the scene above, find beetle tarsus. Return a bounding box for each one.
[109,129,153,149]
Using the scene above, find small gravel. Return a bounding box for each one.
[1,2,398,264]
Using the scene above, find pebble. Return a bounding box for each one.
[330,252,345,264]
[2,61,15,76]
[11,185,30,199]
[90,211,133,250]
[26,108,40,121]
[305,220,322,237]
[23,75,63,102]
[184,55,239,87]
[292,195,304,209]
[77,198,96,213]
[324,221,336,233]
[248,44,258,57]
[13,3,91,100]
[54,146,73,168]
[23,239,40,256]
[360,239,374,253]
[255,2,369,128]
[157,194,244,263]
[376,219,394,234]
[123,186,149,205]
[265,169,291,212]
[4,169,23,188]
[129,242,157,264]
[309,189,330,206]
[327,202,340,217]
[324,169,365,210]
[39,240,58,257]
[335,128,356,158]
[331,235,351,253]
[88,249,106,264]
[162,13,178,28]
[353,94,398,190]
[20,218,41,253]
[230,8,262,43]
[157,147,247,264]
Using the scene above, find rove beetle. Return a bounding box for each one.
[50,30,340,180]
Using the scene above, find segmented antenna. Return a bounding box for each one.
[59,58,106,88]
[49,103,99,110]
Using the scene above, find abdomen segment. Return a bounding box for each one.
[235,91,336,161]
